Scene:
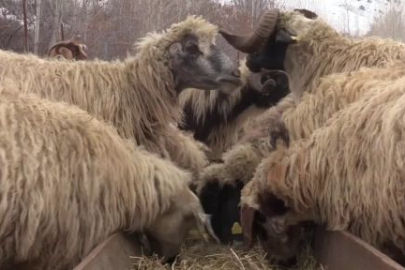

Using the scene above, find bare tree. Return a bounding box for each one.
[34,0,42,53]
[368,1,405,42]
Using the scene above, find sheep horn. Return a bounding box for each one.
[219,9,279,53]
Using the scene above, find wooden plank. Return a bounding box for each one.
[72,232,141,270]
[313,227,405,270]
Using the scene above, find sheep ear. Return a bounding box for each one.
[240,205,256,249]
[275,29,298,44]
[194,210,220,243]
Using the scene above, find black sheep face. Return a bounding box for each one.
[246,29,297,72]
[199,180,244,244]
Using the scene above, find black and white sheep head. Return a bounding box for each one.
[168,33,242,94]
[219,9,319,72]
[144,187,219,264]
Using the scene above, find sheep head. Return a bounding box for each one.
[168,32,242,93]
[137,16,242,94]
[240,155,304,266]
[220,9,320,72]
[145,187,219,264]
[48,40,88,60]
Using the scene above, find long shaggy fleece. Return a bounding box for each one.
[245,9,405,142]
[201,62,405,223]
[247,61,405,143]
[0,84,193,270]
[280,9,405,94]
[0,15,217,175]
[244,75,405,254]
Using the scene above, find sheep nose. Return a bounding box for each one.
[231,69,241,78]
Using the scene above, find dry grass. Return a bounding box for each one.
[131,235,322,270]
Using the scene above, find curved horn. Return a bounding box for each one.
[220,9,279,53]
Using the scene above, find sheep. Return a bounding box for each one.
[195,70,291,243]
[0,81,218,270]
[240,74,405,264]
[197,61,405,245]
[220,8,405,141]
[0,16,242,179]
[47,40,89,60]
[179,59,291,161]
[245,61,405,143]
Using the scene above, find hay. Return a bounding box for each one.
[131,237,321,270]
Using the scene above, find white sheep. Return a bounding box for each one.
[0,82,217,270]
[241,74,405,263]
[179,60,291,160]
[0,16,242,178]
[221,8,405,141]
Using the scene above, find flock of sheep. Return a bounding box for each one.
[1,6,405,270]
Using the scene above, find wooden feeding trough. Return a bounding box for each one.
[72,233,142,270]
[73,228,405,270]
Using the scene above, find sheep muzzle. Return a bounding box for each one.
[219,9,279,53]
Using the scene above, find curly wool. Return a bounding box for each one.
[0,15,216,175]
[244,75,405,253]
[0,83,192,270]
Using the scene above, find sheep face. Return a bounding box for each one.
[245,9,319,72]
[145,188,218,263]
[255,212,302,267]
[48,40,88,60]
[220,9,318,72]
[241,191,303,266]
[169,33,242,93]
[199,179,244,244]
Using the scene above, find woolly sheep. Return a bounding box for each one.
[221,8,405,141]
[0,16,242,178]
[197,61,405,245]
[245,61,405,143]
[194,69,291,243]
[179,60,291,161]
[241,74,405,264]
[0,82,217,270]
[48,40,89,60]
